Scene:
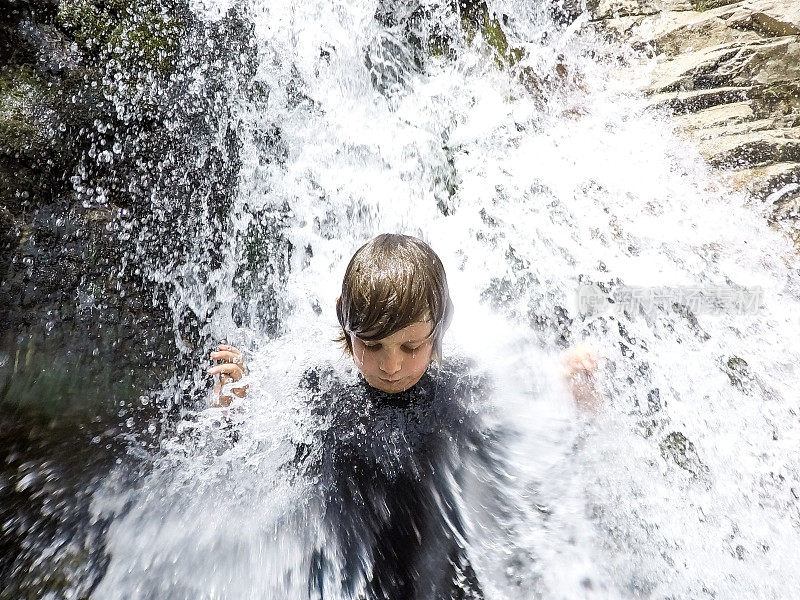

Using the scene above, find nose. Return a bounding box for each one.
[379,348,402,376]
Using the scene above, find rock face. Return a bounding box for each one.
[0,2,255,595]
[0,0,252,413]
[589,0,800,245]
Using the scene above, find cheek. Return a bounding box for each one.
[353,347,377,374]
[409,348,433,372]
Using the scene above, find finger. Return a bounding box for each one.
[218,344,241,353]
[562,359,579,376]
[562,363,580,378]
[210,350,243,363]
[208,363,245,380]
[570,355,585,369]
[208,363,245,378]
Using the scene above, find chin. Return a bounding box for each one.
[372,375,418,394]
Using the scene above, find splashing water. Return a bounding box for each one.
[73,0,800,598]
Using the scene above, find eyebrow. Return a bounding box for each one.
[402,330,435,344]
[360,330,433,345]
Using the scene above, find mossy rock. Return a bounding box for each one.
[107,9,182,72]
[0,64,53,159]
[755,82,800,119]
[421,1,525,68]
[0,63,76,209]
[458,0,525,68]
[57,0,183,73]
[692,0,740,11]
[659,431,709,477]
[723,355,754,392]
[56,0,117,52]
[478,12,525,67]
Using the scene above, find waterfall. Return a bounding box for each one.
[34,0,800,598]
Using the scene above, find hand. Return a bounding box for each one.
[561,344,599,379]
[560,344,602,413]
[208,344,247,407]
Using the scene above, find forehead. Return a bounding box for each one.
[366,320,433,344]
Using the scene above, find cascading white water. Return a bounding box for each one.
[87,1,800,598]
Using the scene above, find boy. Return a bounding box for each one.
[208,234,598,599]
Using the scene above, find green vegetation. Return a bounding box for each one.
[57,0,183,73]
[458,1,525,68]
[692,0,740,11]
[0,65,51,158]
[425,1,526,69]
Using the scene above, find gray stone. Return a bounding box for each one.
[588,0,659,21]
[730,161,800,196]
[659,431,709,477]
[594,0,800,244]
[769,184,800,226]
[704,127,800,169]
[724,0,800,36]
[671,100,754,130]
[648,86,752,114]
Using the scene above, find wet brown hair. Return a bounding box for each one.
[336,234,454,361]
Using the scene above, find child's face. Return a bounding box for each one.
[350,320,434,393]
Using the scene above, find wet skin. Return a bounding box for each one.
[349,320,435,394]
[207,338,602,405]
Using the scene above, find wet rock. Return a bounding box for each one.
[589,0,800,242]
[588,0,660,22]
[767,183,800,228]
[723,354,755,391]
[16,18,79,76]
[659,431,709,477]
[671,303,711,340]
[549,0,586,26]
[731,161,800,200]
[1,0,252,382]
[366,28,419,96]
[1,3,255,595]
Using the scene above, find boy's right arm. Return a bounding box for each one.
[207,344,247,407]
[560,344,602,414]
